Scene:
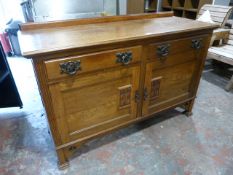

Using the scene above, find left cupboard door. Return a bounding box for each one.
[48,65,140,144]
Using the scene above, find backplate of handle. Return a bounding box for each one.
[191,39,202,50]
[116,51,133,65]
[157,44,170,58]
[60,60,81,75]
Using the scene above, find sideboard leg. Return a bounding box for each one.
[183,100,194,117]
[184,111,193,117]
[57,149,69,170]
[225,75,233,92]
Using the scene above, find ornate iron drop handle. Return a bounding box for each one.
[116,51,133,65]
[60,60,81,75]
[191,39,202,50]
[157,44,170,58]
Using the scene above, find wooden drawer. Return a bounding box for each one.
[147,36,208,68]
[45,46,142,81]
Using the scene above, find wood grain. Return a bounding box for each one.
[197,4,233,27]
[18,14,215,168]
[45,46,142,81]
[18,16,217,57]
[49,65,140,143]
[20,12,173,31]
[142,60,196,116]
[208,25,233,65]
[208,24,233,91]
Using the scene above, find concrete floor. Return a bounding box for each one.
[0,57,233,175]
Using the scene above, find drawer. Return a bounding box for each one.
[147,36,208,68]
[45,46,142,80]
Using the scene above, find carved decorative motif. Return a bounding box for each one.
[118,85,131,108]
[150,77,162,100]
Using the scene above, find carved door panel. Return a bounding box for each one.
[49,65,140,144]
[142,61,196,116]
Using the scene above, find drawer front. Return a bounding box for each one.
[49,65,140,144]
[147,36,209,68]
[45,46,142,81]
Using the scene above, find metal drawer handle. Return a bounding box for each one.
[192,39,202,50]
[60,60,81,75]
[116,51,133,65]
[157,44,170,58]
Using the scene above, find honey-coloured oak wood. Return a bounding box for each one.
[18,14,217,169]
[19,14,216,58]
[49,65,140,144]
[45,46,142,81]
[19,12,173,31]
[143,60,196,116]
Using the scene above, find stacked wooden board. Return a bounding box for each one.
[197,4,233,27]
[162,0,213,19]
[208,24,233,91]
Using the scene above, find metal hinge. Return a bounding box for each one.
[135,90,140,103]
[144,88,149,101]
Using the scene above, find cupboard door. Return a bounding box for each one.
[49,65,140,144]
[142,61,196,116]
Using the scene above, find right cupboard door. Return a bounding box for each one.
[142,61,196,116]
[142,35,210,116]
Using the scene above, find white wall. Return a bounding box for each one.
[119,0,127,15]
[32,0,117,21]
[0,0,24,29]
[104,0,117,15]
[33,0,103,17]
[0,2,6,28]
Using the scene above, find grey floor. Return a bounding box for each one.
[0,57,233,175]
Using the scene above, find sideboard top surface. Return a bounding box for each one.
[19,16,217,58]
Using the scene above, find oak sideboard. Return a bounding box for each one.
[18,12,217,169]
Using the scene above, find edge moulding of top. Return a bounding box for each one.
[19,11,174,31]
